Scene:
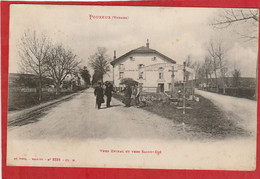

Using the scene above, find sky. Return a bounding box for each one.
[9,4,259,79]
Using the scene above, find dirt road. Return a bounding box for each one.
[8,88,183,140]
[7,88,257,170]
[195,89,257,135]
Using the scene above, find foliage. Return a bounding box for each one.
[79,66,91,86]
[120,78,138,86]
[232,68,241,87]
[89,47,111,83]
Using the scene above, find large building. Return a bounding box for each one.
[110,40,176,92]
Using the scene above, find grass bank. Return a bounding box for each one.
[113,92,249,139]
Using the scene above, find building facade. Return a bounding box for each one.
[111,40,176,92]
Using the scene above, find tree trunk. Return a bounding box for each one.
[56,82,61,95]
[38,75,43,102]
[214,70,218,93]
[101,74,104,84]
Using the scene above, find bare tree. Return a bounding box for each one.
[203,56,214,86]
[184,55,192,81]
[212,9,258,40]
[215,42,229,93]
[212,8,259,98]
[19,31,51,101]
[207,41,220,91]
[46,45,80,94]
[191,60,202,85]
[89,47,111,83]
[207,40,229,92]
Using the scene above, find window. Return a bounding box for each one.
[119,72,124,79]
[139,72,144,79]
[119,64,125,71]
[138,64,145,69]
[159,72,164,80]
[130,56,135,61]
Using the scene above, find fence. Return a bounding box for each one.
[199,87,256,100]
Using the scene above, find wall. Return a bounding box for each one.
[113,53,174,91]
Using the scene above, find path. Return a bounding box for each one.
[7,88,257,170]
[195,89,258,135]
[8,88,182,140]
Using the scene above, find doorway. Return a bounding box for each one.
[158,83,164,93]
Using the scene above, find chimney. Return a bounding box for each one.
[113,50,116,60]
[146,39,149,48]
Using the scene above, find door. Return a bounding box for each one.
[158,83,164,92]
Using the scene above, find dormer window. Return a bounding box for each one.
[130,56,135,61]
[138,64,145,69]
[152,57,157,61]
[158,67,164,70]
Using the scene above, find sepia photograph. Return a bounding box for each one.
[6,4,259,170]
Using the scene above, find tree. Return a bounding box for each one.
[120,78,138,86]
[212,8,258,98]
[191,61,201,84]
[207,41,220,91]
[89,47,111,83]
[46,44,80,94]
[91,70,102,85]
[207,40,229,92]
[184,55,193,81]
[79,66,91,87]
[215,41,228,93]
[203,56,214,86]
[232,68,241,87]
[212,9,258,40]
[18,31,51,101]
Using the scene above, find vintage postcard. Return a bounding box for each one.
[5,3,259,171]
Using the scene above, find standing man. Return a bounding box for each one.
[94,82,104,109]
[105,82,114,107]
[124,83,132,107]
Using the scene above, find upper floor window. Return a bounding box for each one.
[119,64,125,71]
[130,56,135,61]
[158,67,164,70]
[138,64,145,69]
[119,72,124,79]
[159,72,164,80]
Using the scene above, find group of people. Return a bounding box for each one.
[123,83,141,107]
[94,82,114,109]
[94,82,144,109]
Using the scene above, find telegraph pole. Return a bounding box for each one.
[183,62,186,114]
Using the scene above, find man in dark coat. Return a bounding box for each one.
[124,84,132,107]
[105,82,114,107]
[94,82,104,109]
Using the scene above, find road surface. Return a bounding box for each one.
[7,88,257,170]
[8,88,185,140]
[195,89,257,135]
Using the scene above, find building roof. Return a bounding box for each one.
[110,45,176,66]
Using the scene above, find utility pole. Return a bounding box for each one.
[183,61,186,114]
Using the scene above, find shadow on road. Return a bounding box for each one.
[8,94,77,128]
